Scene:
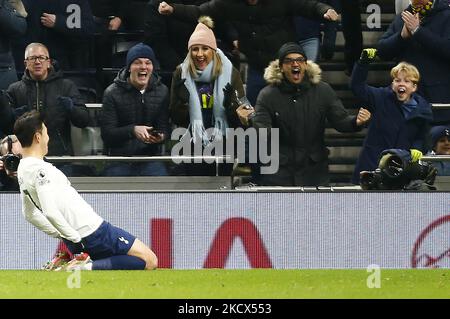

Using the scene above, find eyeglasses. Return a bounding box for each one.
[283,57,306,64]
[25,56,49,63]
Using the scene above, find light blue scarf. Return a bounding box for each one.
[181,48,232,145]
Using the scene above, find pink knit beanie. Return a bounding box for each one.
[188,21,217,50]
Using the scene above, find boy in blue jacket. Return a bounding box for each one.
[351,48,433,184]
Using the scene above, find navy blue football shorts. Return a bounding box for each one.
[69,221,137,260]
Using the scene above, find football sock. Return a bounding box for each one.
[92,255,146,270]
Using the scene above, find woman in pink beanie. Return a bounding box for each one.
[170,16,251,145]
[169,16,251,175]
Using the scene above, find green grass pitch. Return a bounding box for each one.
[0,269,449,299]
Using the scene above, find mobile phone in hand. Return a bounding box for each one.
[148,128,163,136]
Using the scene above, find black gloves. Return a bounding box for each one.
[223,83,238,109]
[57,96,74,112]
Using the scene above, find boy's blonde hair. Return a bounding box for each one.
[390,62,420,84]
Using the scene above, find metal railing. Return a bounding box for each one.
[85,103,102,109]
[86,103,450,110]
[431,103,450,109]
[45,155,232,176]
[421,155,450,162]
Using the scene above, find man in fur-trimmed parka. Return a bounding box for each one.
[250,42,371,186]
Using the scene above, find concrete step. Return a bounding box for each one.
[329,164,355,174]
[361,0,395,13]
[325,127,367,138]
[335,30,385,47]
[361,13,396,23]
[322,68,390,86]
[328,146,362,159]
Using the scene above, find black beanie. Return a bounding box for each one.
[126,43,158,70]
[277,42,306,64]
[431,125,450,147]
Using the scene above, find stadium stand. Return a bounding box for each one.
[10,0,417,186]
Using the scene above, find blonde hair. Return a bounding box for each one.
[187,49,223,80]
[390,62,420,84]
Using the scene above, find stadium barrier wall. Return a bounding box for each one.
[0,192,449,269]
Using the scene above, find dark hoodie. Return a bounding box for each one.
[3,63,90,155]
[100,67,169,156]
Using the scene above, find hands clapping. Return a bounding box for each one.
[400,11,420,39]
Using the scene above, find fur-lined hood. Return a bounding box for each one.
[263,59,322,85]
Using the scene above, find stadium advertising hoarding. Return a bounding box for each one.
[0,192,449,269]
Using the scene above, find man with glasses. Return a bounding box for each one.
[0,43,90,175]
[249,42,371,186]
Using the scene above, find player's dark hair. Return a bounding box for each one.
[13,110,44,147]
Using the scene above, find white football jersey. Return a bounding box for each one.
[17,157,103,243]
